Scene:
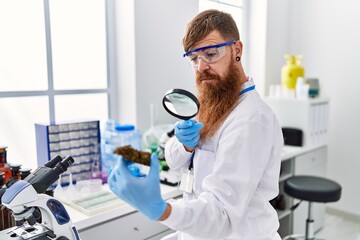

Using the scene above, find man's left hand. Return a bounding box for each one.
[108,153,167,221]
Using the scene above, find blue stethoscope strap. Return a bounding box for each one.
[240,85,255,96]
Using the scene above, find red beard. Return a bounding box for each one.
[196,58,243,141]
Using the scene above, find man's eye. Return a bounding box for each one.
[190,56,198,62]
[205,51,219,60]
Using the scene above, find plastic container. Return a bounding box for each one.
[281,54,305,89]
[76,179,102,197]
[100,120,118,182]
[295,77,309,100]
[100,121,142,182]
[114,124,142,150]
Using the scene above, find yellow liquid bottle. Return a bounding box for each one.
[281,54,305,89]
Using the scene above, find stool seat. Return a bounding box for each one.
[284,175,341,203]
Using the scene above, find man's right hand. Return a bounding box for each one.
[175,119,204,151]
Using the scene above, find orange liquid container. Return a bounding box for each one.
[0,147,12,181]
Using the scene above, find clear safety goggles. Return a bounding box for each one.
[183,40,236,68]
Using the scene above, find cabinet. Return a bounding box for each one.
[277,146,327,238]
[293,146,327,234]
[73,187,182,240]
[266,98,329,147]
[277,157,294,237]
[78,211,170,240]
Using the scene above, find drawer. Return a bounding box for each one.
[79,211,169,240]
[295,147,327,175]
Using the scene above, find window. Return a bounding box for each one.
[0,0,111,170]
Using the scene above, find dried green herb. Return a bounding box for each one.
[113,145,151,166]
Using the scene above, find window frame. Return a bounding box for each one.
[0,0,116,123]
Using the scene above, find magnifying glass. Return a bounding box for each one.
[162,89,200,120]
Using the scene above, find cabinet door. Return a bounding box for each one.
[145,229,176,240]
[79,211,169,240]
[293,147,327,234]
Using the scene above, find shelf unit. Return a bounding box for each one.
[266,98,329,147]
[272,157,295,237]
[276,145,327,238]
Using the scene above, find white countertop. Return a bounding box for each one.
[281,143,326,160]
[65,183,182,231]
[65,143,327,231]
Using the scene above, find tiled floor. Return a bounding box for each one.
[315,212,360,240]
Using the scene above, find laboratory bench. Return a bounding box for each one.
[64,143,327,239]
[64,184,182,240]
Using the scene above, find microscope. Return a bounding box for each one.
[0,155,80,240]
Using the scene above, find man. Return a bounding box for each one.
[108,9,283,240]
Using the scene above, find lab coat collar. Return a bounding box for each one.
[239,77,255,96]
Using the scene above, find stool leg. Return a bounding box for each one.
[305,202,315,240]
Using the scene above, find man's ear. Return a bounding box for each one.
[234,40,243,57]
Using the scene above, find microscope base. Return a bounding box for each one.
[0,223,64,240]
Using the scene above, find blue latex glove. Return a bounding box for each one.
[108,153,167,221]
[175,119,204,149]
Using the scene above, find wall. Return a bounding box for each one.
[264,0,290,95]
[113,1,198,132]
[246,0,268,96]
[134,0,198,132]
[265,0,360,217]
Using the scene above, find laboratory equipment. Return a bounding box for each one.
[157,128,175,161]
[0,155,80,240]
[0,146,11,180]
[19,168,32,180]
[161,89,201,186]
[295,77,309,100]
[162,88,200,120]
[35,120,101,184]
[306,78,320,98]
[101,121,142,182]
[281,54,305,89]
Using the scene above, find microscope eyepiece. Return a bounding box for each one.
[25,155,75,194]
[54,156,74,174]
[45,155,63,168]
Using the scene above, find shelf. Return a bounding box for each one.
[279,173,293,182]
[277,209,292,220]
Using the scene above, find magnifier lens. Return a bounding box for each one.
[162,89,200,120]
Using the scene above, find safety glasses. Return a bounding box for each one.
[183,40,236,68]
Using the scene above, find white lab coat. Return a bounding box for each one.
[161,78,283,240]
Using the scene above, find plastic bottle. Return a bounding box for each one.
[113,124,143,177]
[114,124,142,150]
[281,54,305,89]
[100,119,118,182]
[295,77,310,100]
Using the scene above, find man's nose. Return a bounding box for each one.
[196,57,210,73]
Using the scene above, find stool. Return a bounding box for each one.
[283,175,341,240]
